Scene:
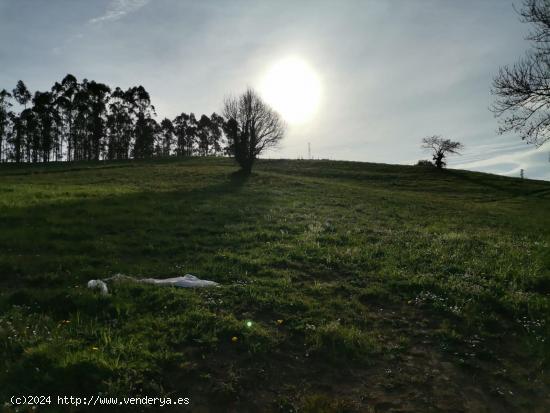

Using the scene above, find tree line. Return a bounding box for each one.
[0,75,228,164]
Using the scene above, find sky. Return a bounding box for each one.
[1,0,549,180]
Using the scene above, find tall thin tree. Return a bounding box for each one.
[159,118,174,156]
[0,89,12,162]
[52,74,79,161]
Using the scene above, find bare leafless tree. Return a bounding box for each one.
[421,136,463,169]
[222,88,285,173]
[492,0,550,146]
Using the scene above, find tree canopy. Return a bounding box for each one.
[492,0,550,146]
[222,88,285,173]
[421,136,463,169]
[0,75,227,163]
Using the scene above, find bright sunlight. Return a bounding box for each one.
[260,57,321,124]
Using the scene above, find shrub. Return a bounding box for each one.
[416,159,434,167]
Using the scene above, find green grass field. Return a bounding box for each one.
[1,157,550,412]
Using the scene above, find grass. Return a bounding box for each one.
[0,156,549,412]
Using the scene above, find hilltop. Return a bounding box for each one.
[1,157,549,412]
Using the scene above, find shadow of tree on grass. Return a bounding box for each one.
[0,170,270,287]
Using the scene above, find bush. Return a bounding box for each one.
[416,159,434,167]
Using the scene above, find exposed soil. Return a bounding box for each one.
[163,300,550,412]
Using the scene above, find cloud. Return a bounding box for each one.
[89,0,149,24]
[454,142,550,180]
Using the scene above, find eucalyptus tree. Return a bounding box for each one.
[86,81,111,160]
[107,87,133,160]
[134,117,159,158]
[12,80,31,109]
[9,111,23,162]
[173,112,197,156]
[2,75,239,163]
[128,86,156,158]
[32,91,60,162]
[0,89,12,162]
[173,112,189,156]
[72,80,92,161]
[11,81,32,163]
[159,118,174,156]
[18,108,38,162]
[197,114,211,156]
[196,113,224,156]
[185,113,198,155]
[209,112,225,155]
[52,74,79,161]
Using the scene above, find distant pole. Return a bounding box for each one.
[520,169,524,179]
[308,142,311,160]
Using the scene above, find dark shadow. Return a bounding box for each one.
[229,168,251,186]
[0,170,272,287]
[444,169,550,201]
[0,156,205,176]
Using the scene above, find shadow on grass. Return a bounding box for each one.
[0,168,283,402]
[0,170,271,286]
[445,169,550,200]
[0,155,231,176]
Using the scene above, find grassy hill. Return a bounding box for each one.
[1,157,550,412]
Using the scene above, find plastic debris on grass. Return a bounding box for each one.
[87,273,219,294]
[87,279,109,295]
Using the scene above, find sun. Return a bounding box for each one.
[260,57,321,124]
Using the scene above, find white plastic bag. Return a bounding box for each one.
[88,273,219,294]
[140,274,219,288]
[87,279,109,295]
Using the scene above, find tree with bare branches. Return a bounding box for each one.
[421,136,463,169]
[492,0,550,146]
[222,88,285,173]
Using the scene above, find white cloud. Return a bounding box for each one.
[454,142,550,180]
[89,0,149,24]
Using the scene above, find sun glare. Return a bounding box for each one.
[260,57,321,124]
